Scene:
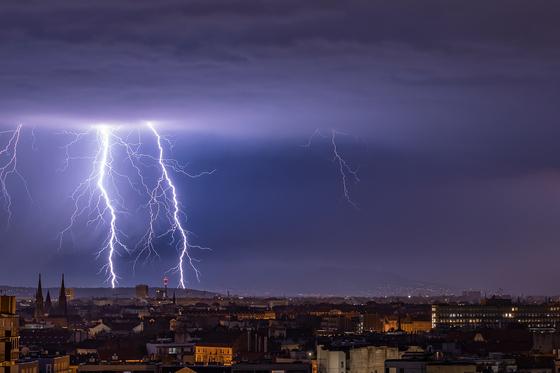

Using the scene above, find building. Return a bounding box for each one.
[399,317,431,334]
[37,355,71,373]
[44,292,52,315]
[135,285,149,299]
[17,360,39,373]
[34,275,44,320]
[362,314,383,333]
[318,315,363,335]
[1,295,20,372]
[432,298,560,331]
[316,346,346,373]
[146,341,194,364]
[349,346,401,373]
[57,275,68,317]
[1,296,39,373]
[194,345,233,366]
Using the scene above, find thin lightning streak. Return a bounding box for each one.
[97,127,124,288]
[304,128,360,208]
[0,125,31,224]
[147,122,202,289]
[331,130,360,209]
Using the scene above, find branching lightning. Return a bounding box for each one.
[97,127,127,288]
[304,128,360,208]
[143,123,199,289]
[58,127,129,288]
[58,123,213,288]
[0,124,31,225]
[3,122,359,289]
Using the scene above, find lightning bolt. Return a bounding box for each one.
[304,129,360,208]
[0,124,31,225]
[58,126,128,287]
[97,126,126,288]
[146,122,211,289]
[58,123,212,288]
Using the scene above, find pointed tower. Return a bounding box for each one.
[45,290,52,314]
[34,274,44,319]
[172,291,176,305]
[57,274,67,316]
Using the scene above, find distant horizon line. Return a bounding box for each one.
[1,284,559,299]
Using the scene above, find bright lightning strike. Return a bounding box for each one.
[97,127,126,288]
[146,122,210,289]
[304,128,360,208]
[58,126,129,288]
[59,123,212,288]
[0,125,31,225]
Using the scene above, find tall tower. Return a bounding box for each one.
[44,290,52,314]
[58,274,67,316]
[34,274,44,319]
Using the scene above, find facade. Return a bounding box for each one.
[17,361,39,373]
[1,297,40,373]
[319,316,363,336]
[432,298,560,331]
[400,319,431,334]
[38,356,70,373]
[194,345,233,366]
[316,347,346,373]
[146,342,194,364]
[0,296,20,365]
[362,314,383,333]
[349,346,401,373]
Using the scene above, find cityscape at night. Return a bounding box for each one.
[2,1,560,372]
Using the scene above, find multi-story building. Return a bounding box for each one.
[146,341,194,363]
[362,314,383,333]
[349,346,401,373]
[317,345,402,373]
[432,298,560,331]
[194,344,233,366]
[38,355,71,373]
[1,296,39,373]
[0,296,20,368]
[399,318,431,334]
[316,346,346,373]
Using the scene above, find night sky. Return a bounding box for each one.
[1,1,560,295]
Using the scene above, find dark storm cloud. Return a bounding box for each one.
[1,0,559,138]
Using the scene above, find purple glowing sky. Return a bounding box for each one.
[1,0,560,295]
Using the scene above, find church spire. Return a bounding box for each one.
[58,273,67,316]
[35,273,44,319]
[45,290,52,313]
